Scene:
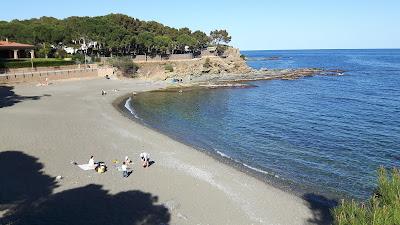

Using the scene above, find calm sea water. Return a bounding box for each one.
[128,49,400,200]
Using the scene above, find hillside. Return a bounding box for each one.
[0,14,224,58]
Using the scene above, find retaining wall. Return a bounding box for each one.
[102,53,196,63]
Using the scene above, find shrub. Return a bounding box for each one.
[91,56,102,63]
[0,59,75,68]
[55,49,68,59]
[37,45,52,58]
[216,45,228,56]
[108,57,139,77]
[164,64,174,72]
[240,54,246,60]
[203,58,211,68]
[72,54,85,64]
[332,167,400,225]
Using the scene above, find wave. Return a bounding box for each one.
[124,97,139,119]
[216,150,232,159]
[243,163,274,177]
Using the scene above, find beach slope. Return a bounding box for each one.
[0,78,330,225]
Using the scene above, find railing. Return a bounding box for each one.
[0,68,97,77]
[0,63,98,75]
[100,51,218,63]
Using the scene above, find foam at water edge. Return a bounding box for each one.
[242,163,280,178]
[216,150,232,159]
[124,97,139,119]
[216,150,282,179]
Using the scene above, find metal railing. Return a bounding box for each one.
[0,68,97,77]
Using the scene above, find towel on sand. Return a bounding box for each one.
[78,163,97,171]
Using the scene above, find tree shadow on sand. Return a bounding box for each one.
[0,151,57,212]
[0,151,171,225]
[302,193,338,225]
[0,86,46,108]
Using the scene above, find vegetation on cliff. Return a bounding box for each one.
[107,57,139,77]
[333,167,400,225]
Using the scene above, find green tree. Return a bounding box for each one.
[107,57,139,77]
[178,27,191,36]
[209,29,231,46]
[38,43,52,58]
[192,30,209,50]
[137,32,155,55]
[333,167,400,225]
[0,14,218,57]
[154,35,173,54]
[176,34,196,52]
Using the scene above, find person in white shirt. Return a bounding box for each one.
[124,156,132,165]
[121,162,128,177]
[88,156,95,167]
[140,152,150,168]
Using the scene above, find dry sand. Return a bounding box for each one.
[0,77,329,225]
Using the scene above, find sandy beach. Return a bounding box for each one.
[0,77,330,225]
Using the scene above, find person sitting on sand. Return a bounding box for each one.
[88,156,95,167]
[122,162,128,178]
[140,152,150,168]
[95,163,107,174]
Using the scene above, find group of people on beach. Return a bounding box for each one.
[85,152,151,178]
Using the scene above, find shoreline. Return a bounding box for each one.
[114,87,342,205]
[1,77,334,224]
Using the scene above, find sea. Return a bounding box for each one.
[124,49,400,200]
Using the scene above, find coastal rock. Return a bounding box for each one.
[110,47,339,85]
[134,47,252,81]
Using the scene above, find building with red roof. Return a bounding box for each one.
[0,39,34,59]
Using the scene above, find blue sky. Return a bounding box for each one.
[1,0,399,50]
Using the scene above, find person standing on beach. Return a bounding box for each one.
[124,156,132,165]
[122,162,128,178]
[140,152,150,168]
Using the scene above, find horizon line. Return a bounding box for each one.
[241,48,400,51]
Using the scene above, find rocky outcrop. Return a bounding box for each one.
[112,47,342,84]
[135,47,252,81]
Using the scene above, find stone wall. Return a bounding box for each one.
[132,55,147,61]
[97,67,114,77]
[132,54,195,62]
[167,53,194,60]
[102,53,196,63]
[200,50,217,57]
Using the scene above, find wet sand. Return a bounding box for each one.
[0,77,331,225]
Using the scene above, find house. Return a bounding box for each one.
[0,39,34,59]
[63,46,77,54]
